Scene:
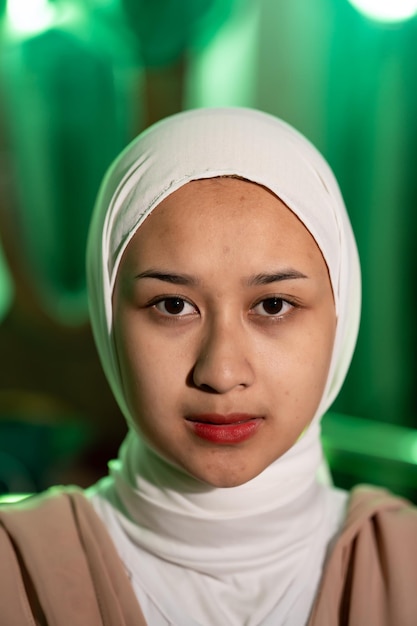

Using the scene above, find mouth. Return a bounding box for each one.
[185,413,263,444]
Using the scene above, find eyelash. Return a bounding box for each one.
[151,296,198,317]
[250,296,296,318]
[146,295,299,319]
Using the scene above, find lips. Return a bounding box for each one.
[186,413,263,444]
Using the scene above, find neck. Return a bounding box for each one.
[97,427,333,625]
[108,429,325,567]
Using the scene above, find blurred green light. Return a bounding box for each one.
[0,493,31,504]
[0,244,12,323]
[6,0,56,34]
[323,412,417,467]
[347,0,417,23]
[409,439,417,464]
[5,0,81,36]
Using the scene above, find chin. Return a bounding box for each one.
[190,461,267,489]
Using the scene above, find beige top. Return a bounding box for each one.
[309,486,417,626]
[0,486,416,625]
[0,488,146,626]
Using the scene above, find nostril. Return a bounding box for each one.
[189,355,255,394]
[197,383,221,393]
[186,368,219,392]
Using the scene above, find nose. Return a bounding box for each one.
[191,319,255,393]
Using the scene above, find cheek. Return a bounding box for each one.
[118,345,161,412]
[115,325,186,423]
[264,318,335,418]
[296,319,336,410]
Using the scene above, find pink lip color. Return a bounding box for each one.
[186,414,263,444]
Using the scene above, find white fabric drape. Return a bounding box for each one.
[86,107,361,625]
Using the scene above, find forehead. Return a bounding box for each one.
[149,177,291,227]
[119,178,327,275]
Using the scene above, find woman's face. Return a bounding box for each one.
[113,178,336,487]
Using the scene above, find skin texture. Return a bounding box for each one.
[112,178,336,488]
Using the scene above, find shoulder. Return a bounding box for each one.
[0,485,123,572]
[342,486,417,580]
[0,485,88,513]
[0,486,102,546]
[0,488,96,624]
[343,484,417,544]
[309,486,417,626]
[0,487,145,626]
[347,484,417,518]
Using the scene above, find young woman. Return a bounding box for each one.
[1,107,416,626]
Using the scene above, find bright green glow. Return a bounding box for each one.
[0,493,32,504]
[323,412,417,466]
[409,439,417,464]
[187,1,259,108]
[348,0,417,23]
[6,0,56,34]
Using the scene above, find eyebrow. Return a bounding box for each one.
[135,269,308,286]
[135,270,199,286]
[246,270,308,286]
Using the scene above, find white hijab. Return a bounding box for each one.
[87,107,361,625]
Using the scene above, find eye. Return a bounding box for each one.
[251,297,293,317]
[154,297,197,316]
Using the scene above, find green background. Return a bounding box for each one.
[0,0,416,496]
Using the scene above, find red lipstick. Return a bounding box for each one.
[186,414,263,444]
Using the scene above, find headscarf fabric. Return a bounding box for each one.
[86,107,361,626]
[87,107,360,422]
